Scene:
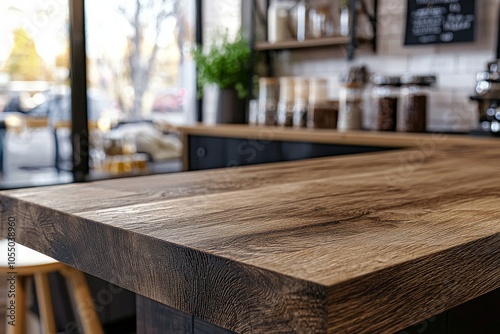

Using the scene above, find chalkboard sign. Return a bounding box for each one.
[404,0,476,45]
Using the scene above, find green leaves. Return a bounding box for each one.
[193,31,251,98]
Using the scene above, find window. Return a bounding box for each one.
[0,0,72,188]
[85,0,197,125]
[0,0,243,187]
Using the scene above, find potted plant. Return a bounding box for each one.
[193,31,251,123]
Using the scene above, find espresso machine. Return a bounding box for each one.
[470,61,500,135]
[470,7,500,135]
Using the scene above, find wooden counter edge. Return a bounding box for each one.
[176,124,499,148]
[0,195,329,333]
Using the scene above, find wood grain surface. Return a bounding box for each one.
[1,133,500,333]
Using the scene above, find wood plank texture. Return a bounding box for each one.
[1,133,500,333]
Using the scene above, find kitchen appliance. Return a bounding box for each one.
[470,61,500,135]
[469,5,500,135]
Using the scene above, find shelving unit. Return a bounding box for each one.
[251,0,378,60]
[248,0,377,100]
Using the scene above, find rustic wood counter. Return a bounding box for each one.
[1,128,499,333]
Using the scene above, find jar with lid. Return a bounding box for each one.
[292,77,309,127]
[277,77,295,126]
[399,75,436,133]
[371,74,401,131]
[338,66,367,131]
[248,99,258,126]
[295,0,310,41]
[267,0,295,43]
[308,100,338,129]
[309,4,334,39]
[308,78,336,128]
[338,83,363,131]
[309,78,328,107]
[258,77,279,126]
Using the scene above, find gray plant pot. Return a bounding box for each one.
[216,89,246,124]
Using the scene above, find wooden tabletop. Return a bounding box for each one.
[1,132,500,333]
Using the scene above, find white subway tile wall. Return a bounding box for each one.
[274,0,500,131]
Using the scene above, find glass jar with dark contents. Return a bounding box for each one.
[337,66,368,131]
[399,75,436,133]
[371,74,401,131]
[308,100,338,129]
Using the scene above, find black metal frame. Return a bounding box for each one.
[347,0,358,60]
[346,0,379,60]
[196,0,204,122]
[69,0,90,182]
[68,0,203,181]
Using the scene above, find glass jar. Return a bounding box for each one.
[308,100,338,129]
[277,77,295,126]
[131,153,149,173]
[104,137,123,156]
[339,3,350,36]
[309,78,328,107]
[292,77,309,128]
[248,99,258,126]
[399,75,436,133]
[309,5,334,38]
[307,78,332,128]
[338,83,363,131]
[296,0,310,42]
[267,0,295,43]
[371,74,401,131]
[258,77,279,126]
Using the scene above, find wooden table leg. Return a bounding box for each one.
[34,273,57,334]
[61,267,104,334]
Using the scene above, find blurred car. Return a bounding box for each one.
[26,89,123,125]
[152,88,186,113]
[1,89,123,169]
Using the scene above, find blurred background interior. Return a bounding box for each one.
[0,0,242,190]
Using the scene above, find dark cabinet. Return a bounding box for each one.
[397,288,500,334]
[226,138,282,166]
[445,287,500,334]
[188,135,393,171]
[189,136,227,170]
[281,141,390,161]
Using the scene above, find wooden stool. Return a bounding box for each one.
[0,240,104,334]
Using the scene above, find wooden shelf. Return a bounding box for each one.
[254,36,373,52]
[254,36,352,51]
